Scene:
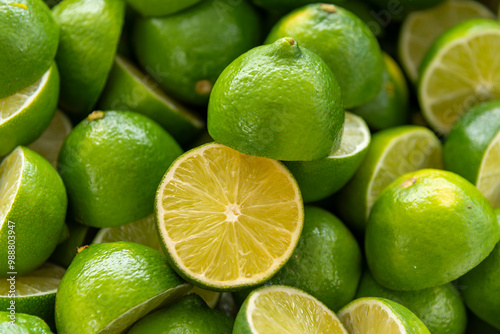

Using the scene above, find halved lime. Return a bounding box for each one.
[477,132,500,207]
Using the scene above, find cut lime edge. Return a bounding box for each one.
[476,130,500,207]
[0,147,24,230]
[330,112,370,159]
[0,263,65,297]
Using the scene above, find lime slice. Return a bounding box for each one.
[338,297,430,334]
[419,19,500,135]
[399,0,494,82]
[155,143,304,290]
[476,131,500,207]
[233,285,347,334]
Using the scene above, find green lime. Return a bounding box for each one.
[334,126,443,232]
[339,297,430,334]
[366,169,500,291]
[55,242,191,334]
[234,285,348,334]
[52,0,125,116]
[128,294,233,334]
[356,271,467,334]
[0,312,53,333]
[0,146,67,276]
[49,221,93,268]
[208,38,344,161]
[444,100,500,208]
[252,0,346,12]
[58,111,183,228]
[0,0,58,99]
[127,0,203,17]
[352,53,410,131]
[265,4,383,108]
[0,62,59,157]
[132,0,261,106]
[284,112,370,203]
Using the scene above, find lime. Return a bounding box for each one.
[368,0,445,17]
[0,263,65,330]
[0,0,58,99]
[284,112,370,203]
[0,146,67,276]
[155,143,304,290]
[338,297,430,334]
[0,312,53,333]
[334,126,443,232]
[55,242,191,334]
[126,0,202,17]
[352,53,410,131]
[366,169,500,291]
[52,0,125,116]
[265,4,383,108]
[0,62,59,157]
[132,0,261,106]
[357,271,467,334]
[234,285,348,334]
[444,100,500,207]
[58,111,183,228]
[208,38,344,161]
[467,311,500,334]
[252,0,346,12]
[49,221,93,268]
[419,19,500,135]
[128,294,233,334]
[399,0,494,82]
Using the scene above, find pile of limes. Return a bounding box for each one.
[1,0,500,333]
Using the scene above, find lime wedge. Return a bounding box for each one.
[477,131,500,207]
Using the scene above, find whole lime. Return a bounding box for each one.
[0,312,53,333]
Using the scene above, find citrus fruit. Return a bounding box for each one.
[28,110,72,168]
[366,169,500,291]
[49,221,93,268]
[132,0,261,106]
[252,0,346,11]
[0,146,67,277]
[356,271,467,334]
[208,37,344,161]
[399,0,494,82]
[265,4,383,108]
[0,62,59,157]
[234,285,348,334]
[52,0,125,116]
[126,0,203,17]
[55,242,191,334]
[58,110,183,228]
[444,100,500,208]
[0,312,53,333]
[98,55,204,145]
[368,0,445,18]
[284,112,370,203]
[128,294,233,334]
[334,126,443,231]
[338,297,431,334]
[419,19,500,135]
[0,263,65,330]
[0,0,58,99]
[466,311,500,334]
[155,143,304,290]
[352,53,410,130]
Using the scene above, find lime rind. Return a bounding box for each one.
[477,130,500,207]
[0,147,23,228]
[331,112,370,158]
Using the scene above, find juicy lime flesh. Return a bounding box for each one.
[341,302,404,334]
[0,148,23,227]
[332,112,370,158]
[0,73,44,123]
[477,131,500,207]
[157,144,302,287]
[0,263,65,296]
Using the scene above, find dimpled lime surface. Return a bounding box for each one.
[0,312,53,333]
[55,242,188,334]
[357,271,467,334]
[126,0,202,17]
[265,4,383,108]
[58,111,183,228]
[208,38,344,161]
[0,0,58,99]
[366,169,500,291]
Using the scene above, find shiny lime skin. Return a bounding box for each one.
[128,294,233,334]
[208,38,344,161]
[0,312,53,334]
[126,0,203,17]
[357,271,467,334]
[58,111,183,228]
[55,242,186,334]
[0,0,58,99]
[366,169,500,291]
[266,4,383,108]
[132,0,261,106]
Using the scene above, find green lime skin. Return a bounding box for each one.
[0,312,53,334]
[366,169,500,291]
[208,38,344,161]
[0,0,58,99]
[357,271,467,334]
[55,242,186,334]
[58,111,183,228]
[128,294,233,334]
[132,0,261,106]
[253,0,346,11]
[52,0,125,116]
[49,221,93,267]
[444,100,500,184]
[127,0,203,17]
[265,4,383,108]
[234,206,362,312]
